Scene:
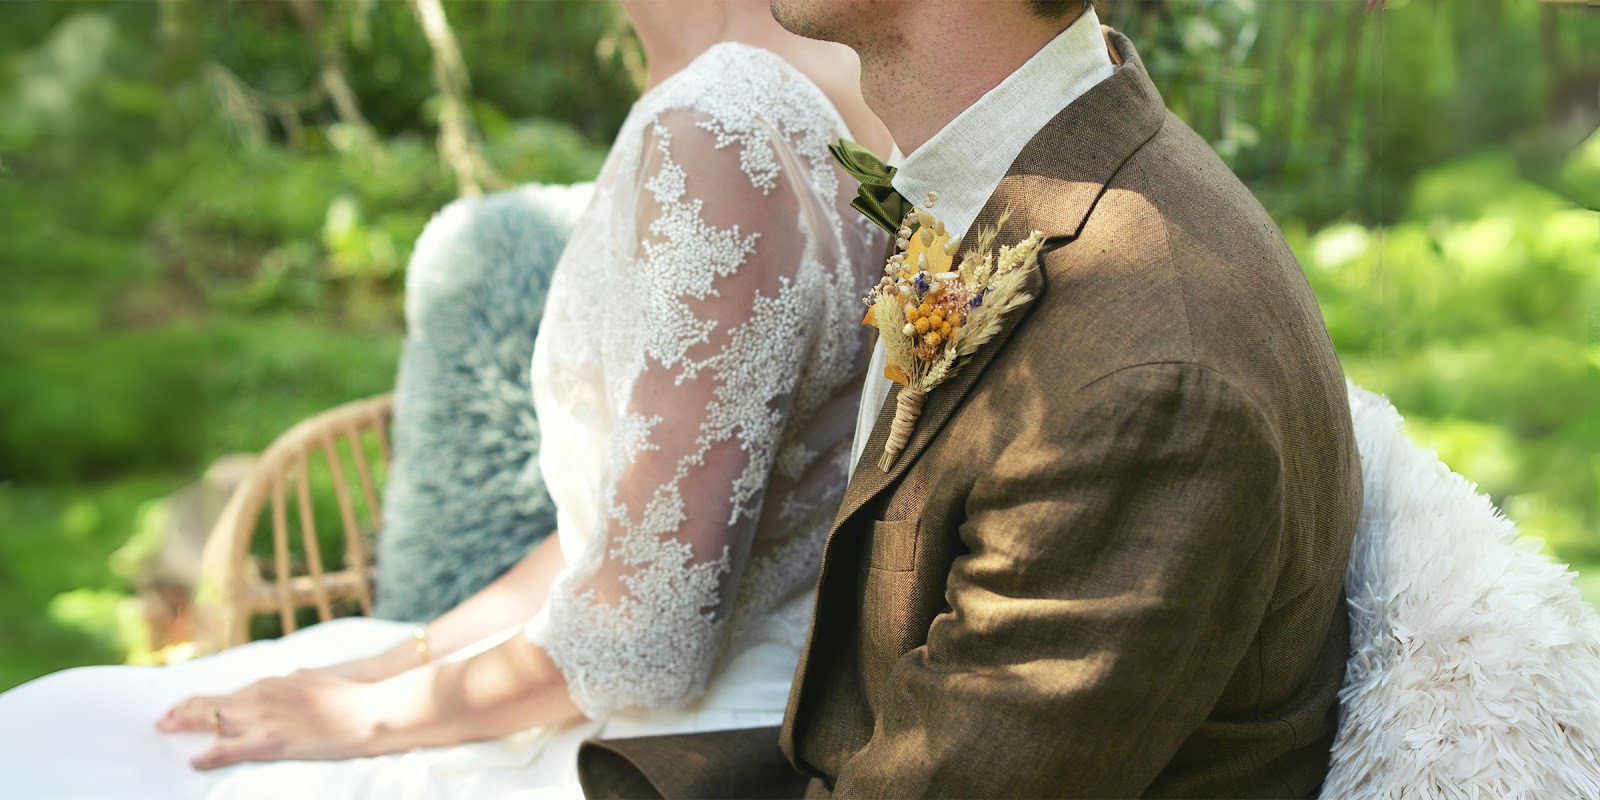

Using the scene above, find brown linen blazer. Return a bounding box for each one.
[779,30,1362,798]
[577,29,1361,800]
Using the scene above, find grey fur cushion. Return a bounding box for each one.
[375,182,593,622]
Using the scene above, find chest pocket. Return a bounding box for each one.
[868,517,919,572]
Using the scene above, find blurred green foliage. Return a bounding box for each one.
[1291,143,1600,589]
[0,0,1596,690]
[0,0,626,688]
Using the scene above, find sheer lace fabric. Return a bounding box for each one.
[526,43,879,716]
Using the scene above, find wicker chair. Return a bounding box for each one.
[194,393,394,653]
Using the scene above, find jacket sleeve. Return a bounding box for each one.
[833,362,1286,798]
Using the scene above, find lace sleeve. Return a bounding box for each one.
[525,108,821,716]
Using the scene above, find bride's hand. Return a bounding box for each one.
[155,669,388,770]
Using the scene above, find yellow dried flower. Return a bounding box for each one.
[925,331,943,347]
[915,317,932,333]
[906,306,921,322]
[902,219,955,277]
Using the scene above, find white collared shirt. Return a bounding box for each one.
[848,7,1115,477]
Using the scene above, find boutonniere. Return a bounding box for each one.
[864,193,1044,471]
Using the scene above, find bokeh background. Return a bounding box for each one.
[1,0,1596,691]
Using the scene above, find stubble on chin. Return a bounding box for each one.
[769,0,913,118]
[769,0,882,49]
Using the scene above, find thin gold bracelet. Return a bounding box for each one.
[412,626,430,664]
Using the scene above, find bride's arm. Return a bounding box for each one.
[167,633,582,769]
[323,532,566,682]
[157,536,573,767]
[366,634,583,751]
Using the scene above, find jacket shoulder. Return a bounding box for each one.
[1016,113,1334,409]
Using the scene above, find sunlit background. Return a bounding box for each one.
[1,0,1596,692]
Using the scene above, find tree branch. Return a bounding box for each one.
[409,0,507,197]
[287,0,380,152]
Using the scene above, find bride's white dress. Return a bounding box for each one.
[0,42,878,799]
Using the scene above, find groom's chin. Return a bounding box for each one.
[768,0,821,40]
[769,0,864,47]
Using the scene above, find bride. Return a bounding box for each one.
[0,1,890,796]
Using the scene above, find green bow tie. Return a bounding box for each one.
[829,139,913,236]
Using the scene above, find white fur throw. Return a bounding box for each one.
[375,182,593,622]
[1324,384,1600,799]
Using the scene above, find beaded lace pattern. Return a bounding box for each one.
[526,44,879,716]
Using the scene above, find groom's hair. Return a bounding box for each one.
[1027,0,1096,19]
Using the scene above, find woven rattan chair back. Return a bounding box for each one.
[196,394,393,652]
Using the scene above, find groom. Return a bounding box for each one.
[579,1,1361,797]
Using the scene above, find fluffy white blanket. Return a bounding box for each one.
[1324,385,1600,799]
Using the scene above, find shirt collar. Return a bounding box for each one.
[890,7,1114,241]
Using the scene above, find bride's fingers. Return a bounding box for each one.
[155,694,224,733]
[155,695,211,731]
[191,733,283,771]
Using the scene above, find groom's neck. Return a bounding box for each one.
[857,4,1083,155]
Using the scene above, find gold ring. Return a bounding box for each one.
[211,707,224,735]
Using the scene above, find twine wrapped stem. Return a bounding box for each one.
[879,387,927,472]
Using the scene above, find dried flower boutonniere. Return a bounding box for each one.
[864,193,1044,471]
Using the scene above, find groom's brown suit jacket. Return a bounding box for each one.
[578,30,1361,800]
